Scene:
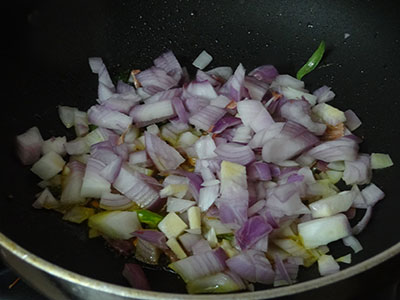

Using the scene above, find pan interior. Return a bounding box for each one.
[1,0,400,294]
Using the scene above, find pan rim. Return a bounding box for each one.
[1,232,399,299]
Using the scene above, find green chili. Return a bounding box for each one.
[88,124,98,132]
[136,209,163,228]
[296,41,326,80]
[217,233,234,241]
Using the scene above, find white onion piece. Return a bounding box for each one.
[31,151,66,180]
[343,235,363,253]
[166,197,195,213]
[313,85,335,103]
[88,211,141,240]
[308,190,354,218]
[196,69,220,87]
[135,67,178,95]
[280,99,326,135]
[312,103,346,126]
[113,164,160,208]
[42,136,67,156]
[192,239,212,255]
[100,192,132,210]
[232,125,253,144]
[262,121,319,163]
[130,99,175,127]
[64,137,89,155]
[16,126,44,165]
[248,122,285,149]
[226,250,275,284]
[178,233,203,254]
[219,63,246,102]
[317,254,340,276]
[194,135,217,159]
[74,110,89,137]
[361,183,385,207]
[192,50,213,70]
[206,66,233,81]
[61,160,86,205]
[88,105,132,133]
[352,206,373,235]
[237,99,275,132]
[80,157,110,198]
[169,248,227,282]
[33,188,59,209]
[184,80,218,100]
[342,154,371,185]
[306,136,359,162]
[298,214,351,249]
[153,50,183,82]
[58,106,77,129]
[215,143,255,165]
[244,76,269,100]
[145,132,185,172]
[189,105,226,131]
[273,74,305,90]
[198,184,219,212]
[344,109,362,131]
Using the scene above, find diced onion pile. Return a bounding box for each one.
[16,49,393,294]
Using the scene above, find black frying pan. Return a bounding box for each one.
[1,0,399,299]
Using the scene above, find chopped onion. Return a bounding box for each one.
[361,183,385,207]
[186,271,246,294]
[206,66,233,81]
[16,126,44,165]
[235,216,273,250]
[306,136,359,162]
[113,164,161,209]
[169,248,227,282]
[88,211,141,240]
[343,235,363,253]
[122,263,151,290]
[61,160,86,205]
[308,190,354,218]
[42,136,67,156]
[135,238,162,265]
[371,153,393,169]
[189,105,226,131]
[19,50,394,295]
[88,105,133,133]
[153,50,183,82]
[214,143,255,165]
[31,151,66,180]
[58,106,77,129]
[145,132,185,172]
[342,154,371,185]
[135,67,178,95]
[352,206,373,235]
[100,192,133,210]
[248,65,279,84]
[131,229,168,250]
[192,50,213,70]
[130,99,176,127]
[344,109,362,131]
[219,63,246,102]
[298,214,351,249]
[80,157,111,198]
[317,254,340,276]
[237,99,275,132]
[313,85,335,103]
[226,250,274,284]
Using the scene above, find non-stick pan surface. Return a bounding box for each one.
[1,0,399,298]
